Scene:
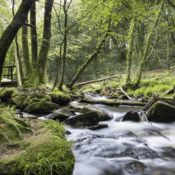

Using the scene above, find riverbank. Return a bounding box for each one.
[0,106,75,175]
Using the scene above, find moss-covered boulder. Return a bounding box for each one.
[65,111,99,127]
[147,101,175,123]
[50,108,72,121]
[48,90,71,106]
[70,101,112,121]
[0,87,18,103]
[24,99,59,114]
[0,106,75,175]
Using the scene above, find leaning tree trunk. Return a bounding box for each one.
[66,31,110,89]
[133,1,164,87]
[22,16,31,77]
[30,1,38,67]
[23,0,53,87]
[125,17,135,85]
[0,0,36,85]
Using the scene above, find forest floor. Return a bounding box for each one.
[76,68,175,102]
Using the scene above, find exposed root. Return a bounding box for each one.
[0,143,6,155]
[1,133,11,143]
[11,124,23,140]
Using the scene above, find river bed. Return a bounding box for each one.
[65,103,175,175]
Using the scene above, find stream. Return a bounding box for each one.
[19,100,175,175]
[66,103,175,175]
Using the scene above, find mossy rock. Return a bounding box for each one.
[0,106,33,144]
[0,87,18,103]
[147,101,175,123]
[24,99,59,114]
[70,101,112,121]
[0,107,75,175]
[11,91,31,110]
[48,90,71,106]
[65,111,99,127]
[52,108,72,121]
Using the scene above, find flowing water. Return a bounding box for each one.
[65,103,175,175]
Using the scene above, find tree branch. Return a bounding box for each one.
[53,5,64,35]
[166,0,175,9]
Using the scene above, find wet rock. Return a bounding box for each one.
[65,111,99,127]
[24,100,59,114]
[66,130,71,135]
[121,111,140,122]
[147,101,175,123]
[87,124,108,130]
[50,108,71,121]
[70,101,112,121]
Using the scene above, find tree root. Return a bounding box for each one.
[11,124,23,140]
[1,133,11,143]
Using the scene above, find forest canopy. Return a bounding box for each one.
[0,0,175,89]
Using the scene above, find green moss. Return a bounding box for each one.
[11,92,31,109]
[0,106,32,144]
[24,100,59,114]
[147,101,175,123]
[0,118,75,175]
[0,87,18,102]
[48,90,71,106]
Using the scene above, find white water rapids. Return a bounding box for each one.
[65,103,175,175]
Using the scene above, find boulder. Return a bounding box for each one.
[50,108,72,121]
[65,111,99,127]
[87,124,108,130]
[147,101,175,123]
[24,99,59,114]
[70,101,112,121]
[121,111,140,122]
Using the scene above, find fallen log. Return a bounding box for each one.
[76,75,120,87]
[80,98,146,106]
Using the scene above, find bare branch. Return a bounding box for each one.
[166,0,175,9]
[67,0,73,11]
[24,23,35,28]
[53,5,64,35]
[54,3,63,6]
[146,29,157,61]
[67,4,99,32]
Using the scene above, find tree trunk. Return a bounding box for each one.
[133,1,164,87]
[15,35,24,84]
[66,32,110,89]
[58,0,68,91]
[76,75,120,87]
[22,17,31,76]
[0,0,35,86]
[23,0,53,88]
[15,43,22,86]
[125,17,135,85]
[30,1,38,67]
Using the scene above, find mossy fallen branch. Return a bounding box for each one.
[80,97,146,106]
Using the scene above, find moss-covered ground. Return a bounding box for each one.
[76,71,175,100]
[0,106,75,175]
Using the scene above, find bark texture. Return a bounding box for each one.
[134,1,164,87]
[23,0,53,88]
[22,18,31,76]
[30,1,38,67]
[0,0,35,85]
